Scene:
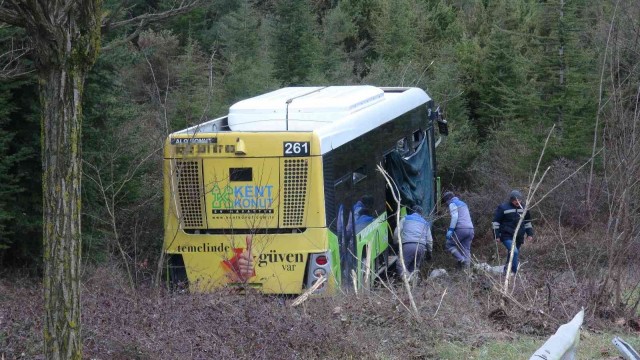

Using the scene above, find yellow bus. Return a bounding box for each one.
[163,86,446,294]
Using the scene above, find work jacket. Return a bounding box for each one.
[492,202,534,241]
[447,197,474,230]
[400,213,433,248]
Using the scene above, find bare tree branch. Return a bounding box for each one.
[588,0,620,208]
[100,0,199,51]
[100,0,132,30]
[9,0,50,29]
[0,38,33,79]
[100,20,144,51]
[108,0,199,29]
[0,4,26,27]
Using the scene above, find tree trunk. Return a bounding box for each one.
[0,1,193,357]
[41,64,85,359]
[34,4,101,359]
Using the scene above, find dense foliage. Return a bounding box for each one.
[0,0,634,274]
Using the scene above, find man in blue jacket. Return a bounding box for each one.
[442,191,475,269]
[492,190,534,274]
[395,205,432,277]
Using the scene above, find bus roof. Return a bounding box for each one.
[171,86,431,154]
[228,86,385,131]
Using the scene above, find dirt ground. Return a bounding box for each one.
[2,229,639,359]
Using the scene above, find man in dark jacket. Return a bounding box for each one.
[492,190,534,274]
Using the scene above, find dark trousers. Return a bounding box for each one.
[396,243,426,275]
[445,228,474,265]
[502,236,524,273]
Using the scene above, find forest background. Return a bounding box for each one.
[1,0,639,358]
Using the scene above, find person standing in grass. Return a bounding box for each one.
[492,190,534,274]
[442,191,475,269]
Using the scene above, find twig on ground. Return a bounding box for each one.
[290,276,326,307]
[433,288,447,319]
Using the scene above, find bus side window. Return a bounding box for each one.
[334,173,352,188]
[412,130,423,151]
[352,165,367,184]
[396,137,409,156]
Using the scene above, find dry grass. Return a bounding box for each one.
[3,236,638,360]
[2,163,640,359]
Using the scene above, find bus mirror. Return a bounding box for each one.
[437,119,449,136]
[235,138,247,155]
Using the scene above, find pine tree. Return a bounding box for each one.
[339,0,380,78]
[310,2,357,84]
[457,0,539,139]
[0,78,42,267]
[218,0,278,101]
[0,83,23,254]
[371,0,423,64]
[535,0,600,159]
[271,0,320,85]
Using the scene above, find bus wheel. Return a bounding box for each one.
[361,245,371,290]
[375,247,392,282]
[166,254,188,293]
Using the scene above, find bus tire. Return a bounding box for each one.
[166,254,188,293]
[376,247,391,282]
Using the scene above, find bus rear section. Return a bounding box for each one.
[163,85,440,294]
[163,131,335,294]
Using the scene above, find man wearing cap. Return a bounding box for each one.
[492,190,534,274]
[395,205,433,277]
[442,191,475,269]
